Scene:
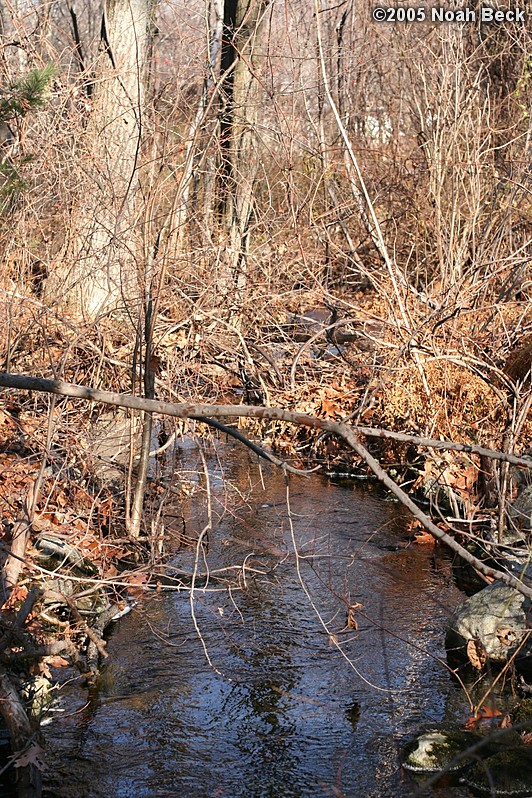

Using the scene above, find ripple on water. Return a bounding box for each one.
[43,448,472,798]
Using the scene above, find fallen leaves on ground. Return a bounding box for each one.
[44,656,69,668]
[413,530,435,545]
[1,585,28,611]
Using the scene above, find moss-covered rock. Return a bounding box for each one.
[512,699,532,730]
[445,581,532,666]
[461,747,532,796]
[402,729,482,772]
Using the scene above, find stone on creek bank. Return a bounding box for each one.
[445,582,532,669]
[403,725,532,796]
[35,533,98,575]
[402,729,483,772]
[460,747,532,796]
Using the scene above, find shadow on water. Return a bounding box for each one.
[42,444,474,798]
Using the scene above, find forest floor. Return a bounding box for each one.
[0,281,530,794]
[1,283,531,583]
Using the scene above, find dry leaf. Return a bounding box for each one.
[321,398,339,417]
[104,564,118,578]
[496,626,517,647]
[14,743,47,772]
[413,530,435,545]
[347,603,364,630]
[477,705,502,719]
[1,585,28,611]
[466,638,487,670]
[125,573,148,586]
[465,705,502,730]
[45,656,70,668]
[56,490,68,508]
[31,516,51,533]
[125,572,149,598]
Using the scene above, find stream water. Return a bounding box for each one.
[41,443,474,797]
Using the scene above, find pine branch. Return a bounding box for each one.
[0,64,55,123]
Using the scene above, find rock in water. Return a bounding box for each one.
[446,581,532,666]
[402,729,482,772]
[461,747,532,796]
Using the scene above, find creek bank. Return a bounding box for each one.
[402,455,532,796]
[403,574,532,794]
[0,534,131,798]
[445,581,532,674]
[32,535,132,673]
[403,711,532,797]
[402,607,532,794]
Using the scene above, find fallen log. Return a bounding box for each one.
[0,371,531,600]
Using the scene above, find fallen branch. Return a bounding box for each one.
[3,639,78,664]
[3,481,39,595]
[335,427,532,598]
[1,371,531,600]
[0,372,530,468]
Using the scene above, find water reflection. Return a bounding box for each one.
[43,446,473,798]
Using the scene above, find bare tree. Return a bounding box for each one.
[45,0,152,319]
[217,0,271,307]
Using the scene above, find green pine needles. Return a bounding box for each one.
[0,64,55,123]
[0,64,55,212]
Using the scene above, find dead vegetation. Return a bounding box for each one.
[0,1,531,794]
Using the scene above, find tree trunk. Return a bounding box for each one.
[0,665,42,798]
[218,0,270,306]
[45,0,151,320]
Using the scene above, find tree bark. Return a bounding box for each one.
[218,0,270,305]
[45,0,151,319]
[2,481,37,596]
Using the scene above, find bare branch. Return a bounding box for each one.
[0,372,530,467]
[1,371,531,599]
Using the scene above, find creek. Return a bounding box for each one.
[41,442,473,797]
